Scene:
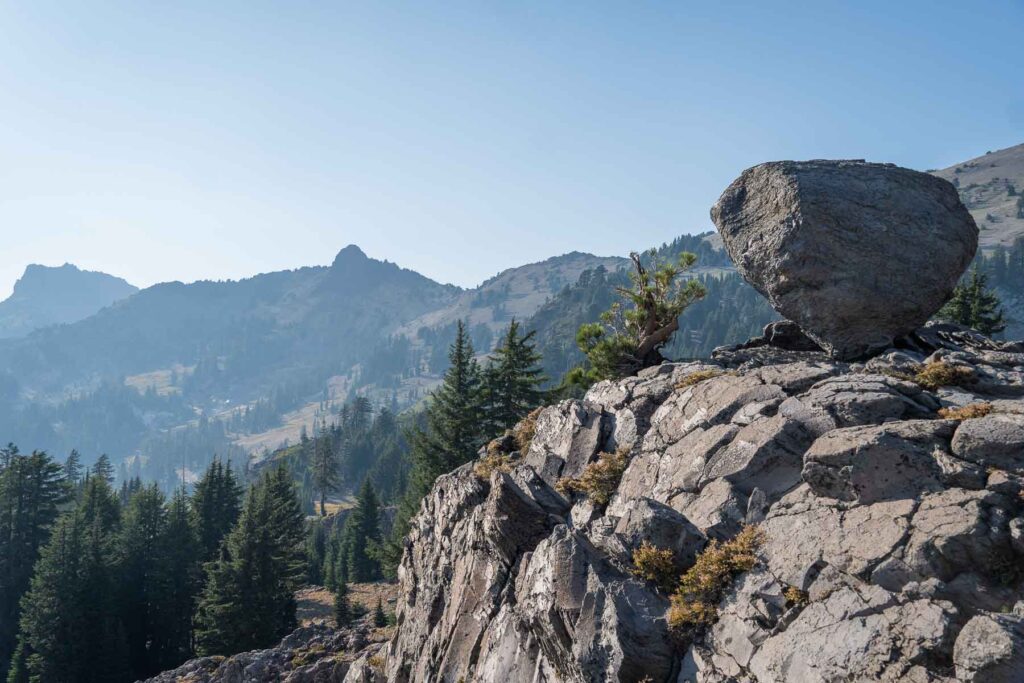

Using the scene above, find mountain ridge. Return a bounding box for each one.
[0,263,138,340]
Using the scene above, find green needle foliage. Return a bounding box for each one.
[194,464,305,657]
[564,250,706,393]
[938,266,1006,336]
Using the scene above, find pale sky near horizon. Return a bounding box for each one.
[1,1,1021,299]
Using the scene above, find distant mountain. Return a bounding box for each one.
[0,245,627,482]
[932,142,1024,248]
[0,245,456,397]
[0,263,137,339]
[396,251,628,348]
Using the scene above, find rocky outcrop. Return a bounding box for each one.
[711,160,978,359]
[377,322,1024,682]
[142,622,388,683]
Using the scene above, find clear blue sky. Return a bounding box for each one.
[1,1,1021,297]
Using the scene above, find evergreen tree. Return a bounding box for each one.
[153,487,201,670]
[63,450,83,488]
[0,448,67,678]
[194,465,305,656]
[191,459,243,562]
[373,597,387,627]
[382,322,484,575]
[92,454,115,485]
[334,580,353,627]
[341,479,381,583]
[117,485,167,679]
[305,519,327,585]
[13,475,128,683]
[939,266,1007,335]
[408,321,483,492]
[310,420,340,516]
[567,250,706,389]
[482,320,546,436]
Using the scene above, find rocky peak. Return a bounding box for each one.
[0,263,137,339]
[381,322,1024,682]
[331,244,369,269]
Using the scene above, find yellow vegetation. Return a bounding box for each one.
[667,526,764,632]
[937,403,992,420]
[784,586,809,607]
[674,369,729,389]
[513,407,543,453]
[631,542,677,590]
[913,361,975,391]
[555,448,630,505]
[884,361,975,392]
[367,654,386,671]
[473,451,514,479]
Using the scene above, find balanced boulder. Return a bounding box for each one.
[711,160,978,359]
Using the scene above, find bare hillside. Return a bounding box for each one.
[932,142,1024,248]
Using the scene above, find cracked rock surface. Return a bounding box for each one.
[379,322,1024,682]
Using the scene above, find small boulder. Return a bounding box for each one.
[954,613,1024,682]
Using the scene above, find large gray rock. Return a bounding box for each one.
[954,613,1024,682]
[711,160,978,359]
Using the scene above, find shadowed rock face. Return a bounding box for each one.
[711,160,978,360]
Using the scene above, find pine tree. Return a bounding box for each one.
[382,322,485,576]
[14,474,128,683]
[311,420,340,516]
[568,250,706,388]
[191,459,243,562]
[194,465,305,656]
[342,479,382,583]
[153,487,201,670]
[63,450,83,487]
[0,449,68,678]
[939,266,1007,336]
[305,519,327,585]
[334,580,354,627]
[117,484,167,679]
[408,321,483,491]
[482,320,546,436]
[373,597,387,627]
[92,453,115,485]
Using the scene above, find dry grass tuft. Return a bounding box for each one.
[675,369,728,389]
[784,586,809,607]
[937,403,992,420]
[473,451,514,479]
[631,542,678,590]
[512,407,543,453]
[367,654,386,672]
[881,361,975,392]
[555,448,630,505]
[913,361,975,391]
[667,526,764,632]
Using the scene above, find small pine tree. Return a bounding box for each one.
[939,266,1006,336]
[92,453,115,484]
[342,479,382,583]
[310,420,340,516]
[373,597,387,627]
[565,250,706,391]
[334,581,354,627]
[482,320,547,436]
